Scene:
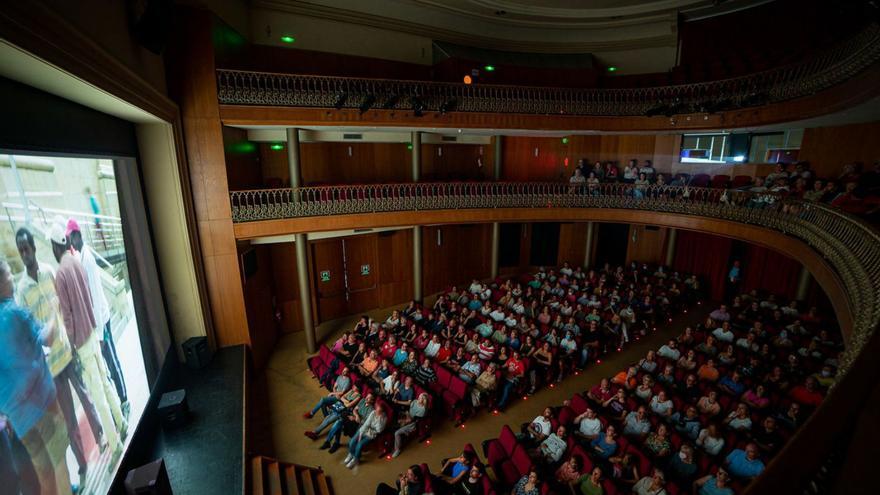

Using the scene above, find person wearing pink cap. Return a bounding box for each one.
[50,217,125,457]
[66,218,128,415]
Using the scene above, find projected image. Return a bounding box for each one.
[0,154,148,495]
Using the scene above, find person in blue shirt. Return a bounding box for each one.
[718,370,746,397]
[0,259,71,494]
[694,467,735,495]
[590,425,619,459]
[725,443,765,480]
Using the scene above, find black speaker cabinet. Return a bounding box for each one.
[157,389,188,429]
[182,336,212,370]
[124,458,172,495]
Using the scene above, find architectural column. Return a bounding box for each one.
[665,228,678,267]
[286,127,301,188]
[490,135,502,278]
[413,227,423,301]
[294,234,316,353]
[286,128,315,352]
[583,222,596,268]
[412,131,423,300]
[796,266,812,301]
[411,131,421,182]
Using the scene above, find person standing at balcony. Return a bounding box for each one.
[726,260,741,300]
[50,217,126,454]
[15,227,105,485]
[66,219,128,417]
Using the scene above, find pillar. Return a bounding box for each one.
[490,135,502,278]
[583,222,595,268]
[413,227,423,301]
[493,135,503,180]
[665,228,678,267]
[287,129,314,352]
[411,131,421,182]
[295,233,316,353]
[286,128,301,188]
[412,131,423,300]
[796,266,812,301]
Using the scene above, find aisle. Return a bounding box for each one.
[250,303,710,495]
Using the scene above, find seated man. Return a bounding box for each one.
[523,408,554,444]
[391,393,430,458]
[303,367,351,418]
[414,358,437,386]
[709,304,730,322]
[671,405,702,440]
[657,339,681,360]
[458,354,482,384]
[717,370,746,397]
[724,443,765,480]
[471,363,498,408]
[392,376,417,411]
[539,426,568,464]
[573,407,603,441]
[344,403,388,470]
[622,406,651,438]
[712,322,735,343]
[751,416,782,454]
[304,385,361,440]
[723,403,753,432]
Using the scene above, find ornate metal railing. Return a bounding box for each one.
[217,23,880,116]
[230,181,880,372]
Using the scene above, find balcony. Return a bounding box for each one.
[228,180,880,493]
[217,23,880,119]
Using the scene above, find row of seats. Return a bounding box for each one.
[376,283,840,495]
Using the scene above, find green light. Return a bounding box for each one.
[562,137,569,144]
[270,143,285,151]
[484,65,495,72]
[407,143,413,150]
[607,66,617,72]
[280,36,296,44]
[227,141,256,154]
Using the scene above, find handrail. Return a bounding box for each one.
[229,180,880,493]
[216,24,880,116]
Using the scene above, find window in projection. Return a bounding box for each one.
[0,154,148,495]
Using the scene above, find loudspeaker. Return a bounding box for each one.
[124,458,172,495]
[157,390,188,429]
[182,336,212,370]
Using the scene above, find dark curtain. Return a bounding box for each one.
[672,231,733,301]
[741,244,801,300]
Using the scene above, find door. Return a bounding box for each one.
[311,235,380,323]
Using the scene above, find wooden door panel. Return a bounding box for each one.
[311,239,347,322]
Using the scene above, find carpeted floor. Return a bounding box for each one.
[248,301,710,495]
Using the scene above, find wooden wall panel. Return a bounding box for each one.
[223,126,262,190]
[423,224,493,294]
[421,143,493,181]
[343,235,380,314]
[240,244,279,366]
[558,222,589,267]
[799,122,880,179]
[311,238,348,322]
[626,225,668,265]
[269,242,302,334]
[300,142,411,185]
[376,229,414,307]
[502,137,570,181]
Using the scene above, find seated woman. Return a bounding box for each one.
[697,390,722,417]
[638,350,658,374]
[697,423,725,456]
[379,370,400,397]
[677,326,695,346]
[423,334,442,359]
[512,469,542,495]
[677,350,697,371]
[399,351,419,376]
[608,453,639,486]
[435,340,454,365]
[649,390,674,419]
[717,344,737,367]
[723,403,753,432]
[453,465,486,495]
[643,424,672,458]
[741,384,770,410]
[529,342,554,394]
[572,467,604,495]
[412,328,431,350]
[602,389,629,422]
[344,402,388,469]
[555,455,582,486]
[632,469,667,495]
[372,358,393,384]
[357,349,380,377]
[634,375,655,402]
[439,450,475,486]
[590,426,619,460]
[452,325,468,347]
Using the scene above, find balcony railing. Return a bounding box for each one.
[230,180,880,493]
[217,23,880,116]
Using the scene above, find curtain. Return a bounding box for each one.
[672,231,733,301]
[741,244,802,300]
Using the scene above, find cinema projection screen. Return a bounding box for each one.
[0,154,150,495]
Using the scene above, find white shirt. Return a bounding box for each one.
[578,417,602,437]
[540,434,567,462]
[697,429,725,455]
[424,341,441,357]
[78,244,110,328]
[469,282,482,294]
[657,345,681,361]
[650,396,673,416]
[712,328,735,343]
[531,416,552,437]
[489,310,506,322]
